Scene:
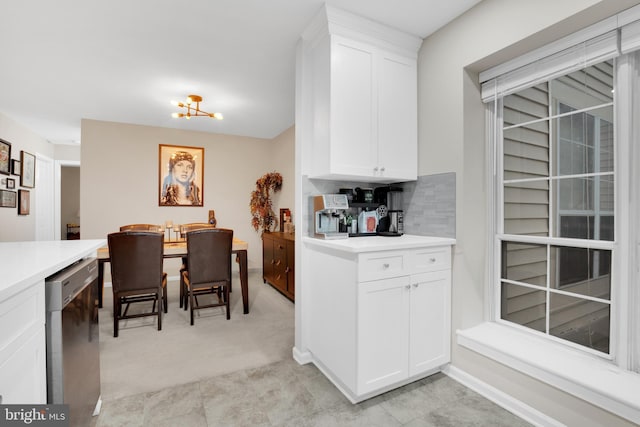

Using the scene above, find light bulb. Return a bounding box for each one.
[186,96,193,104]
[213,113,223,120]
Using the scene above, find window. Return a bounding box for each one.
[471,11,640,420]
[498,61,614,355]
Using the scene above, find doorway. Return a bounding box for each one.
[55,160,80,240]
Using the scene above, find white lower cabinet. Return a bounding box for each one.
[358,270,450,395]
[0,281,47,404]
[306,240,453,402]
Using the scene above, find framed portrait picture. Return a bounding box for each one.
[158,144,204,207]
[18,189,30,215]
[0,189,16,208]
[20,151,35,188]
[11,159,20,176]
[6,178,15,189]
[0,139,11,176]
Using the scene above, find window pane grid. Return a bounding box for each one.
[498,60,615,355]
[501,277,611,306]
[502,102,613,131]
[499,238,612,354]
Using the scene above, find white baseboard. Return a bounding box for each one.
[292,347,312,365]
[443,365,565,427]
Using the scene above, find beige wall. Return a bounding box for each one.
[269,125,296,227]
[80,119,294,271]
[419,0,639,425]
[0,113,53,241]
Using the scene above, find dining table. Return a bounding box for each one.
[96,237,250,314]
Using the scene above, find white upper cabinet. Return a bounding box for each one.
[299,6,421,183]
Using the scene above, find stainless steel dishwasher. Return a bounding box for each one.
[45,257,101,427]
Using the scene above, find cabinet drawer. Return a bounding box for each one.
[358,246,451,281]
[358,252,406,282]
[408,247,450,273]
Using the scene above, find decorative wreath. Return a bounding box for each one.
[249,172,283,233]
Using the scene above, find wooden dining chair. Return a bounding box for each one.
[178,223,217,307]
[119,224,162,232]
[181,228,233,324]
[108,231,168,337]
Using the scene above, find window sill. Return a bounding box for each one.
[457,322,640,425]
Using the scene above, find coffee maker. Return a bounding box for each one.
[313,194,350,239]
[374,186,404,236]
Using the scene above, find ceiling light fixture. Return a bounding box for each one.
[171,95,223,120]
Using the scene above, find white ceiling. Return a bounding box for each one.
[0,0,481,144]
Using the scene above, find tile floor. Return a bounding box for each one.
[94,358,532,427]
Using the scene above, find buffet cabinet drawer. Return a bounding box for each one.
[358,246,451,282]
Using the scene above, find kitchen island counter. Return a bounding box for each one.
[0,239,105,301]
[0,239,105,405]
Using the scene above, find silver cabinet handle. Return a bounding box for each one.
[413,283,419,288]
[382,263,389,269]
[373,166,379,172]
[429,257,436,263]
[380,167,385,173]
[405,285,411,290]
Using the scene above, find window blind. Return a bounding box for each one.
[481,31,618,102]
[622,20,640,54]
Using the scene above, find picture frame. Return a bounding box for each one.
[20,151,35,188]
[279,208,291,232]
[0,189,16,208]
[6,178,15,189]
[11,159,20,176]
[0,139,11,176]
[18,189,30,215]
[158,144,204,207]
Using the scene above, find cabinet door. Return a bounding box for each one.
[0,327,46,404]
[329,36,377,177]
[377,51,417,181]
[262,236,275,283]
[358,275,410,395]
[286,240,295,298]
[408,270,451,377]
[272,239,288,290]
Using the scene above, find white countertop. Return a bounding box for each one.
[303,234,455,254]
[0,239,106,301]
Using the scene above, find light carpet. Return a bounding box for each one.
[98,269,294,401]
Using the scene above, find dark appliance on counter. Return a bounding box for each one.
[354,187,374,203]
[374,186,404,236]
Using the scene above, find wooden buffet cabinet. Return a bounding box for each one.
[262,232,295,301]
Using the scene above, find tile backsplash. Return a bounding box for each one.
[303,172,456,238]
[400,172,455,238]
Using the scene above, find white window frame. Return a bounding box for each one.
[459,51,640,425]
